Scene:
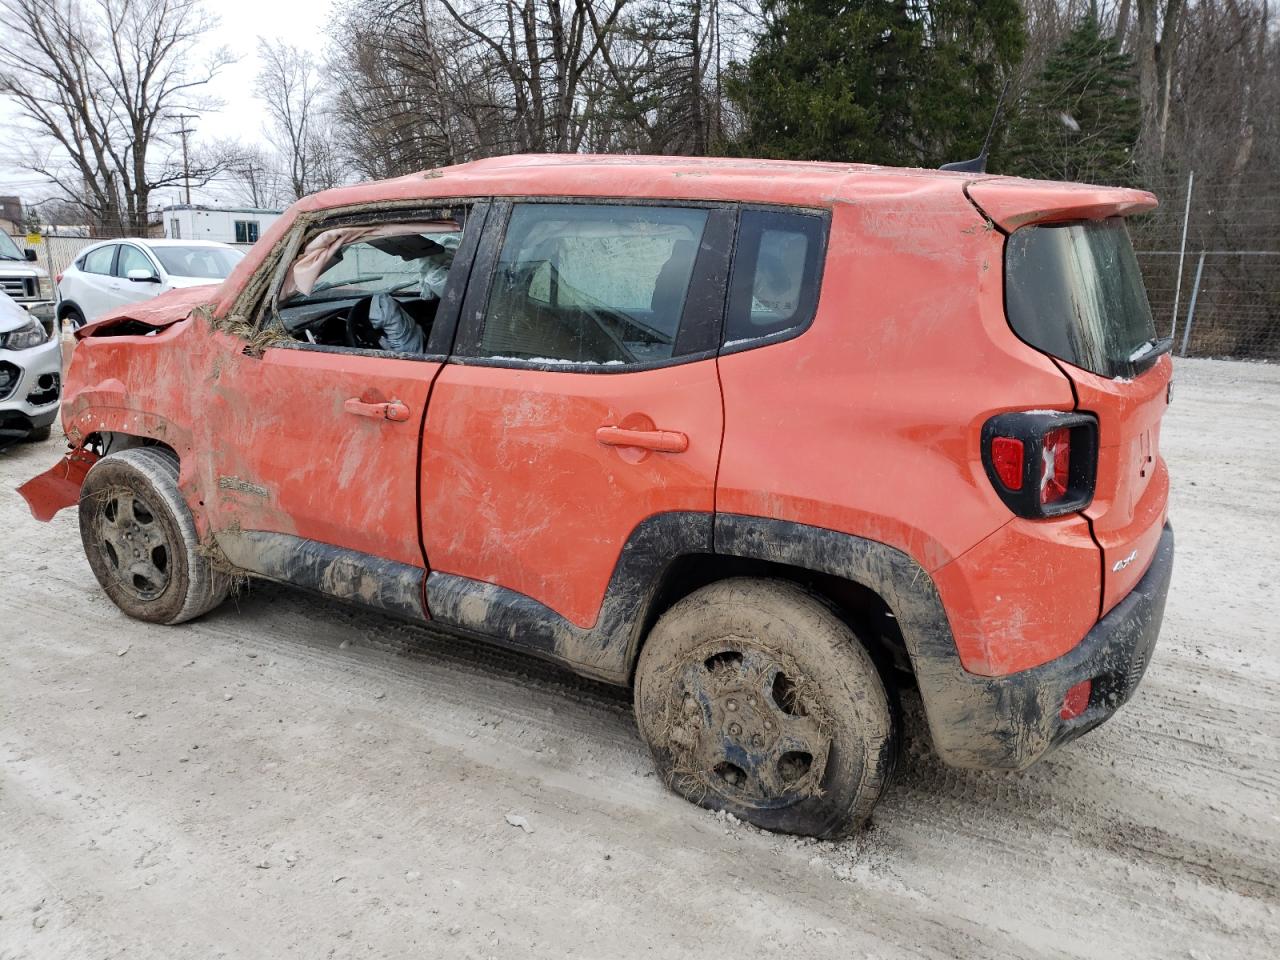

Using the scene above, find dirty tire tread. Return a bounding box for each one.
[634,578,897,839]
[78,447,229,625]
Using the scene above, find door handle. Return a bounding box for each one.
[596,425,689,453]
[344,398,411,422]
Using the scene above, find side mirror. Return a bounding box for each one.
[127,268,160,283]
[24,249,37,262]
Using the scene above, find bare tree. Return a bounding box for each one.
[433,0,629,153]
[0,0,233,235]
[1132,0,1188,162]
[207,139,292,209]
[255,39,345,199]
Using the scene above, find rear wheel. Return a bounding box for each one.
[634,578,896,838]
[79,447,229,624]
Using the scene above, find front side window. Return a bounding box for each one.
[115,244,154,278]
[151,245,243,280]
[472,203,709,365]
[275,217,465,353]
[235,220,260,244]
[725,209,826,346]
[82,245,116,275]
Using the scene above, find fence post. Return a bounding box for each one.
[1169,169,1194,343]
[1179,251,1206,357]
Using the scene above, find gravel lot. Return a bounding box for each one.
[1,356,1277,959]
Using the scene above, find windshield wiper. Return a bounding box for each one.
[303,274,385,296]
[1128,337,1173,365]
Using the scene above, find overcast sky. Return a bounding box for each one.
[0,0,336,211]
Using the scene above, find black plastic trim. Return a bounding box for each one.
[215,530,427,622]
[426,201,490,356]
[427,512,712,684]
[214,513,1171,773]
[981,411,1099,518]
[272,340,447,364]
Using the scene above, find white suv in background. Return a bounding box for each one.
[56,239,244,328]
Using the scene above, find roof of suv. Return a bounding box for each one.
[79,238,237,250]
[304,154,974,211]
[299,154,1157,228]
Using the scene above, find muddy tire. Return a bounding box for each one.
[634,578,896,838]
[79,447,229,624]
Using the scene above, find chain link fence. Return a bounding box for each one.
[1131,173,1280,363]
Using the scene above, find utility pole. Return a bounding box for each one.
[174,113,198,206]
[1169,169,1194,342]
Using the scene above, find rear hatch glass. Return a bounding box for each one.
[1005,218,1162,380]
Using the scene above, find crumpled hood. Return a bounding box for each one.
[0,291,35,334]
[75,284,219,340]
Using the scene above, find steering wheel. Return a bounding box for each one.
[344,296,380,350]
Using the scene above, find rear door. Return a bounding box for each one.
[420,200,731,630]
[1003,217,1172,614]
[75,243,118,321]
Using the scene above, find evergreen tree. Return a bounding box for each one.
[724,0,1024,167]
[1001,13,1140,184]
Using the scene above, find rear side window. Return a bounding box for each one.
[82,245,116,275]
[473,203,709,365]
[725,209,826,347]
[1005,219,1159,379]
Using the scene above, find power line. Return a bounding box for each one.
[172,113,199,206]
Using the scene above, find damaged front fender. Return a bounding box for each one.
[17,447,100,521]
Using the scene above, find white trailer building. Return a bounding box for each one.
[161,205,283,246]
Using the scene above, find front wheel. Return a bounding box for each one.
[634,578,897,838]
[79,447,230,624]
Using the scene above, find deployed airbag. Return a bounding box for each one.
[367,293,424,353]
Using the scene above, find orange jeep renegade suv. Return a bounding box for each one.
[20,156,1174,838]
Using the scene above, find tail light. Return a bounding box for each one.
[982,411,1098,518]
[55,273,63,285]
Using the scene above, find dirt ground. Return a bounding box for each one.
[1,357,1277,959]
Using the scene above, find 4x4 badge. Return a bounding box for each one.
[1112,550,1139,572]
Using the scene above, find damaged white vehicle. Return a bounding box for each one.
[0,290,61,446]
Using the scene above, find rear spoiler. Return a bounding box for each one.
[966,179,1158,232]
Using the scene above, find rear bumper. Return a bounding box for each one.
[917,522,1174,769]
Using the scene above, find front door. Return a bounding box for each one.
[421,200,732,643]
[200,202,486,613]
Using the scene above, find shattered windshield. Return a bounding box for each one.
[282,225,462,305]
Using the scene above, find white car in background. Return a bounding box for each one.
[0,289,61,446]
[56,238,244,328]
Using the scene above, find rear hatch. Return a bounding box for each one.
[971,180,1172,616]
